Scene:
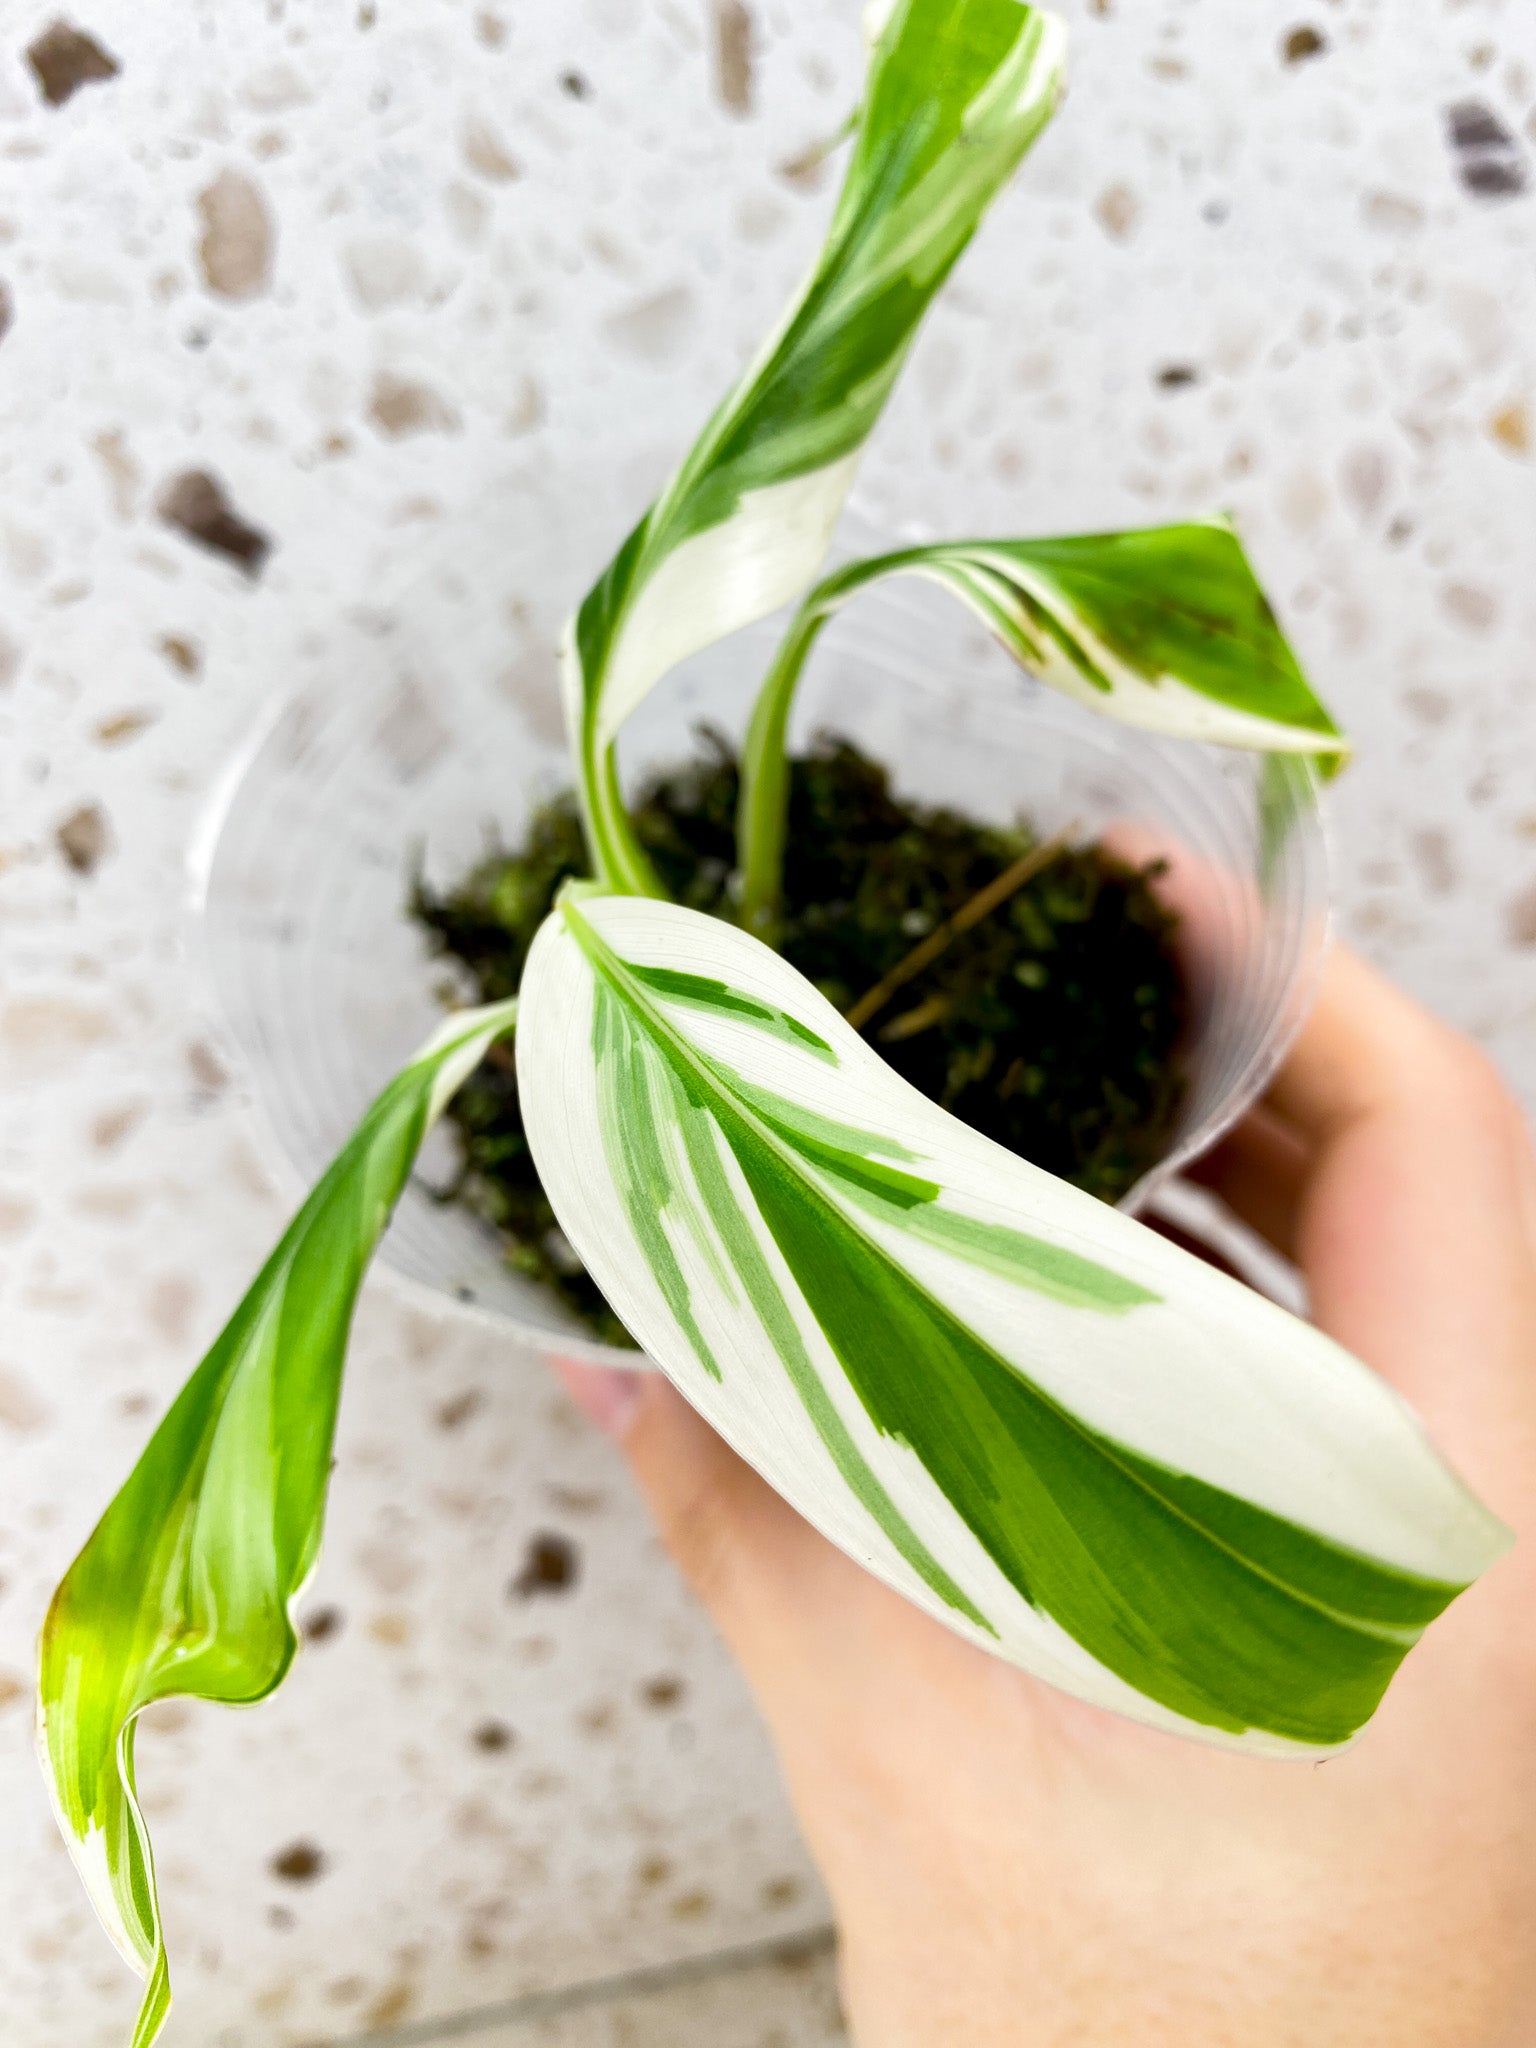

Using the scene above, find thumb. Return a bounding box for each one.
[554,1358,831,1665]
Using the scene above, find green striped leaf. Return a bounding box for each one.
[517,896,1508,1754]
[565,0,1066,893]
[37,1001,518,2048]
[738,524,1345,933]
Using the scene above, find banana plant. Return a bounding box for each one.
[37,4,1508,2043]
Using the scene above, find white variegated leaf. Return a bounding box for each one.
[737,525,1346,932]
[517,895,1509,1757]
[566,0,1067,893]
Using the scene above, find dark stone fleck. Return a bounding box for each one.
[1281,25,1326,63]
[0,282,12,344]
[26,20,119,106]
[300,1605,343,1644]
[1461,157,1528,199]
[560,69,591,99]
[1155,363,1200,390]
[56,802,109,876]
[641,1674,685,1710]
[1449,100,1514,152]
[271,1840,325,1883]
[473,1719,515,1752]
[1445,99,1529,202]
[157,470,272,576]
[510,1531,578,1597]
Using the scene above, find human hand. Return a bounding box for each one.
[559,949,1536,2047]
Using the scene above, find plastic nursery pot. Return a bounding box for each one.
[192,513,1330,1371]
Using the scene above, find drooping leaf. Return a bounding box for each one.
[516,895,1508,1755]
[564,0,1067,892]
[738,523,1345,932]
[37,1000,518,2048]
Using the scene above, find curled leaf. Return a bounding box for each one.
[565,0,1067,891]
[37,1001,517,2048]
[738,524,1346,933]
[517,896,1508,1755]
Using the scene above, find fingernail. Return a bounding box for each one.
[554,1357,646,1441]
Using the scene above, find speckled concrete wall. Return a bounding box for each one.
[1,1,1533,2043]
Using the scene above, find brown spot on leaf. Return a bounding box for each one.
[1507,881,1536,949]
[1281,25,1327,64]
[713,0,755,116]
[641,1673,685,1710]
[368,372,460,439]
[1446,99,1529,201]
[301,1604,344,1644]
[511,1531,578,1597]
[473,1719,515,1752]
[56,801,110,874]
[158,470,271,576]
[26,21,119,107]
[196,169,275,300]
[271,1840,325,1883]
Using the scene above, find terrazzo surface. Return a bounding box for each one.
[1,0,1533,2041]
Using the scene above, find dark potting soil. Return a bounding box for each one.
[412,735,1187,1348]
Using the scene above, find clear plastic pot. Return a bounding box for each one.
[192,514,1330,1368]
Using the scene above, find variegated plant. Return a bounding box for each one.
[38,3,1509,2042]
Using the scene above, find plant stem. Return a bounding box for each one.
[736,599,831,944]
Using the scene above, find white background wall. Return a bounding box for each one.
[1,0,1533,2041]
